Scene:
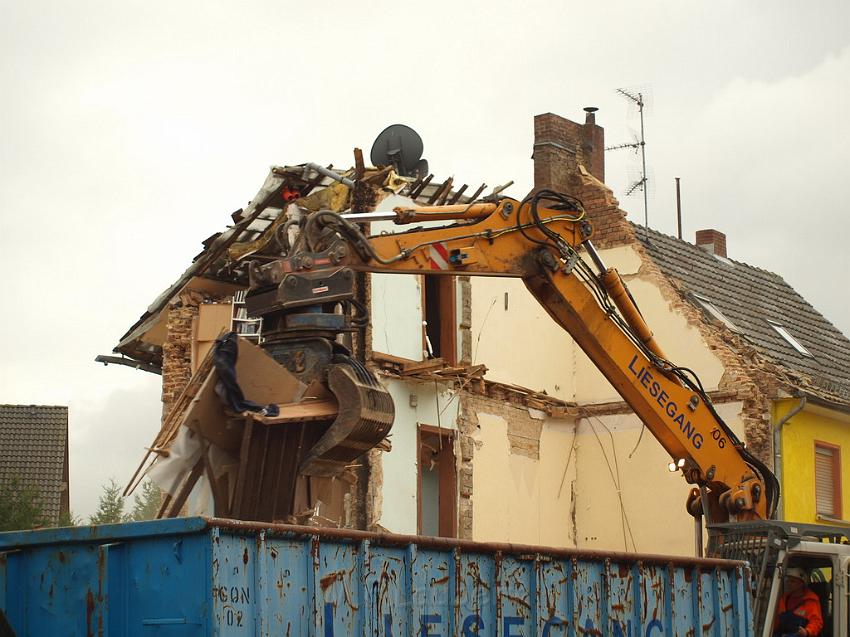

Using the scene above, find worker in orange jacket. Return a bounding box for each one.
[773,567,824,637]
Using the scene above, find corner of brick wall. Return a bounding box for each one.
[456,394,478,540]
[160,289,228,421]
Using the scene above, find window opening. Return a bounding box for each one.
[418,425,456,537]
[692,293,740,332]
[814,442,841,519]
[423,275,457,364]
[768,321,812,357]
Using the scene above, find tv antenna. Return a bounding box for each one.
[370,124,429,178]
[606,88,650,238]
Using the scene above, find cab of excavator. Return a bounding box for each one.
[708,521,850,637]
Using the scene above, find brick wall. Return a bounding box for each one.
[160,289,228,420]
[532,112,634,249]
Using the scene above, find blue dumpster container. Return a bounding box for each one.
[0,517,752,636]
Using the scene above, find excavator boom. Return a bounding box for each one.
[247,191,778,523]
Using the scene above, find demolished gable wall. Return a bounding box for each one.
[524,111,778,554]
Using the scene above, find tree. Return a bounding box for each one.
[130,479,162,521]
[58,509,81,527]
[0,476,44,531]
[89,478,130,525]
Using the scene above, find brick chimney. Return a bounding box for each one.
[695,229,727,257]
[531,109,635,247]
[532,109,605,191]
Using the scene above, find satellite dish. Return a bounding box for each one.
[370,124,427,178]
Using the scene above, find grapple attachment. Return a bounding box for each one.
[300,356,395,476]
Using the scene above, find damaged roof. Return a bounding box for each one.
[0,404,69,525]
[638,226,850,407]
[112,163,485,368]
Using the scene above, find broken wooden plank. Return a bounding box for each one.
[251,398,339,425]
[434,177,454,206]
[353,148,365,179]
[160,458,205,519]
[427,177,452,205]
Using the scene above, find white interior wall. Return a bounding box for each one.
[374,377,459,535]
[369,194,462,363]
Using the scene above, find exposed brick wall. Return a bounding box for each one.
[532,113,633,249]
[458,276,472,365]
[161,291,201,419]
[160,290,228,420]
[365,448,384,531]
[456,394,478,540]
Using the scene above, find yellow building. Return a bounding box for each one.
[778,398,850,525]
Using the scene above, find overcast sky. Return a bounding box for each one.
[2,1,848,518]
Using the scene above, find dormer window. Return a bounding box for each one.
[767,321,813,357]
[692,294,740,333]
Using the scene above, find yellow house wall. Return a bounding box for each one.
[778,400,850,524]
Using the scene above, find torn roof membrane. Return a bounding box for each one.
[112,164,488,367]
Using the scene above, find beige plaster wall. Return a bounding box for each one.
[470,277,576,401]
[572,401,745,556]
[471,407,576,547]
[574,246,726,404]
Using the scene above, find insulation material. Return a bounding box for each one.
[147,426,203,496]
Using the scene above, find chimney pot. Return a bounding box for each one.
[695,229,727,258]
[583,106,598,124]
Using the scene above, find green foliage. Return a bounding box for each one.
[58,509,81,527]
[0,476,45,531]
[130,479,162,522]
[89,478,130,525]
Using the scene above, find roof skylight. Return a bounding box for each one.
[767,321,813,357]
[692,294,740,332]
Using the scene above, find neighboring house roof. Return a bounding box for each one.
[638,226,850,407]
[0,404,69,524]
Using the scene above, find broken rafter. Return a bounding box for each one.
[434,178,454,206]
[448,184,468,205]
[353,148,365,180]
[409,174,433,199]
[427,177,453,205]
[468,183,487,201]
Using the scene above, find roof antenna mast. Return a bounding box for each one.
[607,88,651,239]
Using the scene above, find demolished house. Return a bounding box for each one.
[106,110,850,556]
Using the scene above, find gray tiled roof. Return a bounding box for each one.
[637,227,850,405]
[0,405,68,524]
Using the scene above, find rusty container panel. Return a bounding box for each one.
[0,517,752,636]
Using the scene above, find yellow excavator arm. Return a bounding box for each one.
[247,191,778,523]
